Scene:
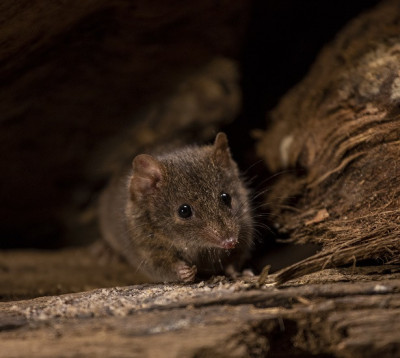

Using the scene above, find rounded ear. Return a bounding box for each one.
[130,154,163,200]
[212,132,232,167]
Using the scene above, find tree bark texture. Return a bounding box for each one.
[256,0,400,283]
[2,1,400,356]
[0,249,399,358]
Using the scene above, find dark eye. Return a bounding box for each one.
[178,204,192,218]
[220,192,232,208]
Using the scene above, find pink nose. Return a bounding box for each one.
[221,237,238,249]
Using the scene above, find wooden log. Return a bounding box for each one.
[0,247,399,357]
[256,0,400,282]
[2,2,400,357]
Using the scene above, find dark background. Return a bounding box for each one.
[232,0,381,147]
[1,0,381,249]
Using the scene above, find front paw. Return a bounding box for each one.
[225,265,254,279]
[176,262,197,283]
[224,264,240,279]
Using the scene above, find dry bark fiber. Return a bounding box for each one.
[1,262,399,357]
[256,0,400,282]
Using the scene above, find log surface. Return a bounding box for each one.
[1,249,399,357]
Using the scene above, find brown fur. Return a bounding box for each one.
[99,133,253,283]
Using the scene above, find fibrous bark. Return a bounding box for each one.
[1,254,399,357]
[256,0,400,282]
